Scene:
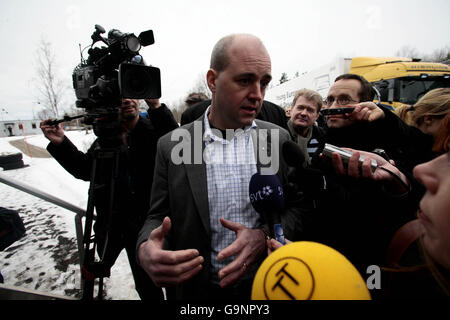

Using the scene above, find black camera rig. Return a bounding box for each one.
[51,24,161,140]
[52,25,162,300]
[72,24,161,107]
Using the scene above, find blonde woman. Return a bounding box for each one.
[396,88,450,140]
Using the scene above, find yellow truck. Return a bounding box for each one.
[265,56,450,110]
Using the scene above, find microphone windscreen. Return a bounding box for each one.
[282,140,305,168]
[108,29,124,41]
[249,173,284,213]
[251,241,371,300]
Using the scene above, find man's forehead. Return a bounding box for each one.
[229,46,271,63]
[294,96,317,106]
[227,54,272,79]
[329,79,361,95]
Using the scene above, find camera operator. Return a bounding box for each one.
[40,98,178,300]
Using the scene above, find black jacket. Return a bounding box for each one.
[287,122,326,167]
[305,107,432,284]
[47,106,178,234]
[320,106,434,172]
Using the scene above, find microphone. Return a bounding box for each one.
[282,139,306,168]
[249,172,286,244]
[282,140,327,196]
[251,241,371,300]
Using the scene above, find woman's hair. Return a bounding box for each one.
[383,238,450,297]
[395,104,414,124]
[421,238,450,296]
[432,111,450,155]
[396,88,450,126]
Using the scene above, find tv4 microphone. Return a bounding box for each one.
[249,172,286,244]
[251,241,371,300]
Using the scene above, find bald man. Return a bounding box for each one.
[137,34,308,300]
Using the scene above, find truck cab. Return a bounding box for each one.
[350,57,450,108]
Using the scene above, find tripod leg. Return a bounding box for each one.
[80,145,123,300]
[81,247,96,300]
[97,277,104,300]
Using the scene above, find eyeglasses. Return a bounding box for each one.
[324,96,359,107]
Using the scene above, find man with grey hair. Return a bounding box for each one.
[287,88,325,167]
[137,34,308,300]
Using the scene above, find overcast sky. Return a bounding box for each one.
[0,0,449,120]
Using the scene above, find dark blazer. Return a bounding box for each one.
[137,118,310,300]
[180,100,289,131]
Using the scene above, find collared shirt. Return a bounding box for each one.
[202,107,260,282]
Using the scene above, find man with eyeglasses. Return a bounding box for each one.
[287,88,326,167]
[323,74,384,129]
[300,74,436,294]
[319,73,433,172]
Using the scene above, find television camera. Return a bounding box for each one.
[51,24,161,140]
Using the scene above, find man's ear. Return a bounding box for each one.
[206,69,218,93]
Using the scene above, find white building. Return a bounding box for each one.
[0,119,42,138]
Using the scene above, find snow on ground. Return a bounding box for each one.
[0,131,139,300]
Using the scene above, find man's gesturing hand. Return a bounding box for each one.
[217,217,266,288]
[138,216,204,287]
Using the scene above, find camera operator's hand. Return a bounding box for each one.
[145,98,161,110]
[40,120,65,145]
[349,102,385,122]
[331,148,410,195]
[138,216,204,287]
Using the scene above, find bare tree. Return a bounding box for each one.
[188,73,212,99]
[168,98,185,124]
[34,37,67,119]
[36,108,55,121]
[279,72,289,84]
[395,45,421,58]
[166,72,211,123]
[423,46,450,62]
[395,45,450,62]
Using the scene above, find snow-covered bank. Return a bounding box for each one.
[0,132,139,300]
